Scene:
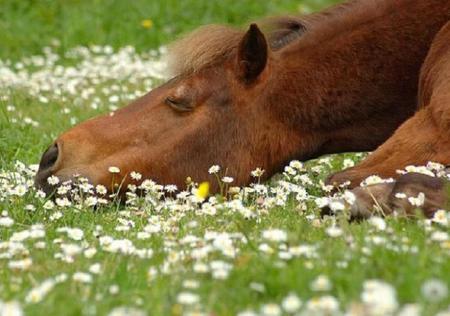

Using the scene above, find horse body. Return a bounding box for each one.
[35,0,450,216]
[273,0,450,156]
[328,20,450,186]
[335,21,450,218]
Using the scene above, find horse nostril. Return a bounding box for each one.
[38,143,60,171]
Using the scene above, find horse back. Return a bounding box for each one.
[419,21,450,107]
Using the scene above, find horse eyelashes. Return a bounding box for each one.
[165,97,193,112]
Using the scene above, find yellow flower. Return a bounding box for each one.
[141,19,153,29]
[442,240,450,250]
[196,182,209,200]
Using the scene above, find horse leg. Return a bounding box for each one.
[324,21,450,219]
[323,173,449,219]
[327,105,450,188]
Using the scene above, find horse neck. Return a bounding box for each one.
[269,0,450,156]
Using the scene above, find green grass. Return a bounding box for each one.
[0,0,338,62]
[0,0,449,315]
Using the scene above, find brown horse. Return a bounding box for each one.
[35,0,450,216]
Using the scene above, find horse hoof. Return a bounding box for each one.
[326,169,360,189]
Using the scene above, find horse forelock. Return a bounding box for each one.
[165,25,243,77]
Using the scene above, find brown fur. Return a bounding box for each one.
[330,21,450,218]
[35,0,450,218]
[327,20,450,187]
[166,0,423,76]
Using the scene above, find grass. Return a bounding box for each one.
[0,0,338,62]
[0,0,449,315]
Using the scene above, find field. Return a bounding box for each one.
[0,0,449,315]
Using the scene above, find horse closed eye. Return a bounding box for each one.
[165,97,193,112]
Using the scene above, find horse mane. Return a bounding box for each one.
[293,0,411,45]
[165,0,409,76]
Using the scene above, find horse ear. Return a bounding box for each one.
[237,24,268,83]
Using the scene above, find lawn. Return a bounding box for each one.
[0,0,449,315]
